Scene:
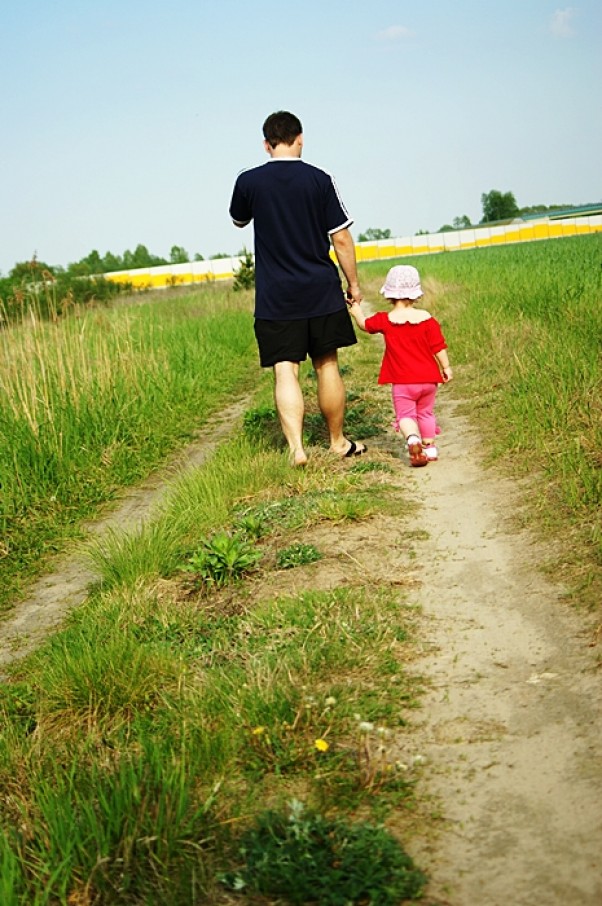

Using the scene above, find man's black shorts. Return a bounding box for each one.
[254,308,357,368]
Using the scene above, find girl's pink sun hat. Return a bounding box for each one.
[380,265,423,300]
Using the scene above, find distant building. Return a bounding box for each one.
[520,203,602,221]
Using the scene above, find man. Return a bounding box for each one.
[229,110,367,467]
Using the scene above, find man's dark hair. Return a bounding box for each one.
[262,111,303,148]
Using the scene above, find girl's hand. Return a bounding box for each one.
[442,366,453,382]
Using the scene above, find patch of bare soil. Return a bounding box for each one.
[1,385,601,905]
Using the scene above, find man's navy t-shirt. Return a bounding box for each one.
[229,159,353,320]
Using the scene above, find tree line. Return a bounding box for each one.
[1,244,239,284]
[68,244,247,277]
[52,243,236,279]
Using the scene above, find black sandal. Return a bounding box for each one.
[343,441,367,458]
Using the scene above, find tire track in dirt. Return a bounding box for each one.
[0,396,253,672]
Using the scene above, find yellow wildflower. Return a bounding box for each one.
[314,738,329,752]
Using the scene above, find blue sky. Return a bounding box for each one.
[1,0,600,274]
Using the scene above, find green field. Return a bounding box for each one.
[0,234,600,904]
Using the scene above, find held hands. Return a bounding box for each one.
[345,288,362,306]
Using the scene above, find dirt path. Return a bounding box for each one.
[405,396,602,906]
[1,387,600,904]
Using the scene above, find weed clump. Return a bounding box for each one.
[183,530,261,589]
[221,798,426,904]
[277,542,322,569]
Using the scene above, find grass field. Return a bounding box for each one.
[0,287,258,612]
[0,234,600,904]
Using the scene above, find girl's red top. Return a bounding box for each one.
[364,311,447,385]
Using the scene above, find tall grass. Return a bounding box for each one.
[0,286,257,611]
[0,731,221,904]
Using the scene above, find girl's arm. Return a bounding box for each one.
[435,349,453,382]
[346,298,368,332]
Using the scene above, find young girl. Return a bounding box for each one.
[347,264,452,467]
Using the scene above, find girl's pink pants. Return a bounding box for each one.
[392,383,438,438]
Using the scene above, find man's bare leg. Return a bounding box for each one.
[313,351,366,456]
[273,361,308,466]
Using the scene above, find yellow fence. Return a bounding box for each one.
[104,214,602,290]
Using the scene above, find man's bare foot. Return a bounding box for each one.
[290,448,308,468]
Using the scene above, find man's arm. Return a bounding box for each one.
[330,228,362,303]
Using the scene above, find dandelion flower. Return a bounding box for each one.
[252,726,266,736]
[314,739,329,752]
[358,721,374,733]
[325,696,337,707]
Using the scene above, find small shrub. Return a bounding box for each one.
[232,249,255,291]
[220,799,426,904]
